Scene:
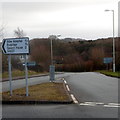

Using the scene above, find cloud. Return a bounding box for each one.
[1,0,118,40]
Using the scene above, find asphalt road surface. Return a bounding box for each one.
[2,72,119,119]
[1,73,67,92]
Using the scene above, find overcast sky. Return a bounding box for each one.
[1,0,119,40]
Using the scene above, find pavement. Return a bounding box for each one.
[1,72,119,119]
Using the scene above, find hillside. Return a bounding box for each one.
[29,37,120,72]
[2,37,120,72]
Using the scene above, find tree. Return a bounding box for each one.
[0,25,7,72]
[90,47,105,70]
[13,27,26,70]
[0,27,4,38]
[14,27,26,38]
[0,23,6,39]
[30,39,51,71]
[116,38,120,71]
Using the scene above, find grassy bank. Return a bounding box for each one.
[2,70,47,79]
[97,70,120,78]
[2,82,71,102]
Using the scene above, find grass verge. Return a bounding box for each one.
[97,70,120,78]
[2,82,72,103]
[2,70,47,79]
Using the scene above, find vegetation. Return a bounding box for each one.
[2,82,71,102]
[29,37,120,72]
[14,27,26,38]
[2,37,120,73]
[97,70,120,78]
[2,70,46,79]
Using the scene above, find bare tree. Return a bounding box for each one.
[14,27,26,66]
[90,47,105,70]
[14,27,26,38]
[0,27,4,38]
[0,24,6,39]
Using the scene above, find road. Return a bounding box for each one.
[1,73,67,92]
[2,72,119,119]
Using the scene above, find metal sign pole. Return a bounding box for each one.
[2,37,30,97]
[24,54,28,96]
[8,55,12,96]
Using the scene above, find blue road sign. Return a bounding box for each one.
[23,62,36,66]
[27,62,36,66]
[103,57,113,64]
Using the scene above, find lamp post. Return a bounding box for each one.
[48,35,61,81]
[105,9,115,72]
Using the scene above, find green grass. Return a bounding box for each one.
[2,70,47,79]
[97,70,120,77]
[2,82,70,102]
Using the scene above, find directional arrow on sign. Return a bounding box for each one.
[1,39,7,54]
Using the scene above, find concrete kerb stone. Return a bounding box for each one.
[2,100,73,104]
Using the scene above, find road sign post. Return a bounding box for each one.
[24,55,29,96]
[8,55,12,96]
[2,37,30,96]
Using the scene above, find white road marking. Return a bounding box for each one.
[62,78,78,104]
[104,103,120,108]
[95,102,104,105]
[80,102,96,106]
[79,102,120,108]
[66,85,70,91]
[71,94,78,104]
[64,80,67,84]
[80,103,96,106]
[108,103,120,106]
[104,105,120,108]
[85,102,104,105]
[85,102,96,104]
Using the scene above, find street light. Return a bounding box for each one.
[48,35,61,81]
[105,9,115,72]
[48,35,61,65]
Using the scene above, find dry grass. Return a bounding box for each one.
[2,70,47,79]
[2,82,70,102]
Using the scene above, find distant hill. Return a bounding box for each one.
[2,37,120,72]
[28,37,120,72]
